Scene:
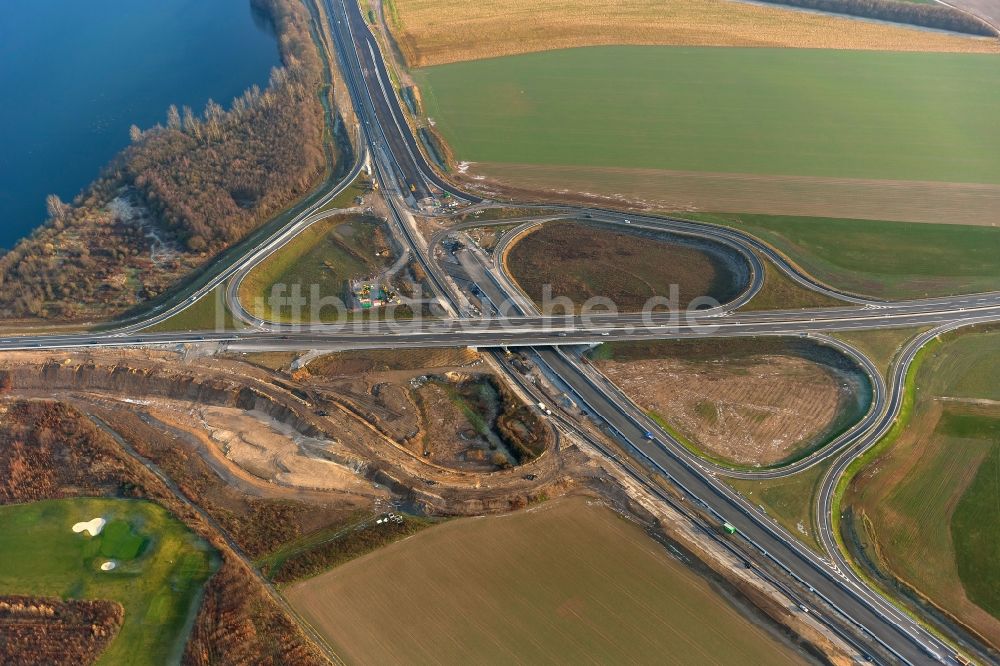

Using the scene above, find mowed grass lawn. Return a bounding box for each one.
[285,496,803,664]
[844,330,1000,639]
[687,212,1000,299]
[0,498,217,665]
[415,47,1000,184]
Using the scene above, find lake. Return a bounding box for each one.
[0,0,281,250]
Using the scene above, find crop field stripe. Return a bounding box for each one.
[471,162,1000,227]
[415,47,1000,185]
[391,0,1000,67]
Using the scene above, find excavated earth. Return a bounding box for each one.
[0,349,574,516]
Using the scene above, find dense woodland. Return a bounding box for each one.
[0,0,330,321]
[760,0,997,36]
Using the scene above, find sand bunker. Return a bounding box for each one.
[100,561,117,571]
[72,517,106,537]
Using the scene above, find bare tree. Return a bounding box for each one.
[166,104,181,130]
[129,124,143,142]
[182,105,202,139]
[45,194,68,220]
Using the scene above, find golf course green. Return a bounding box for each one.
[0,498,217,665]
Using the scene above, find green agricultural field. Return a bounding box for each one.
[0,498,217,665]
[415,47,1000,184]
[687,212,1000,299]
[843,329,1000,639]
[285,496,804,664]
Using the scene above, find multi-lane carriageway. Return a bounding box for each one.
[4,0,997,662]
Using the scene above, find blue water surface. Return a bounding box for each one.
[0,0,280,249]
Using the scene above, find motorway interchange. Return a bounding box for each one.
[4,0,998,663]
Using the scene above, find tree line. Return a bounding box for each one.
[758,0,997,37]
[0,0,329,321]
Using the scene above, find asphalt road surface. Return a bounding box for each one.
[5,0,998,662]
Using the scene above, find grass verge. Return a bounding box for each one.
[739,252,845,311]
[143,285,240,332]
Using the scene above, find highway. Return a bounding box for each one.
[314,1,1000,661]
[3,0,997,662]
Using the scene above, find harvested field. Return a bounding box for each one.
[465,161,1000,228]
[0,596,122,666]
[590,338,871,467]
[388,0,999,67]
[285,495,805,664]
[505,221,747,313]
[844,330,1000,642]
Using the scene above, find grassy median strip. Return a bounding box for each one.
[143,285,240,332]
[726,461,832,554]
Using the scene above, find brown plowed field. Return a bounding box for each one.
[389,0,998,67]
[506,221,744,313]
[285,496,804,665]
[468,163,1000,226]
